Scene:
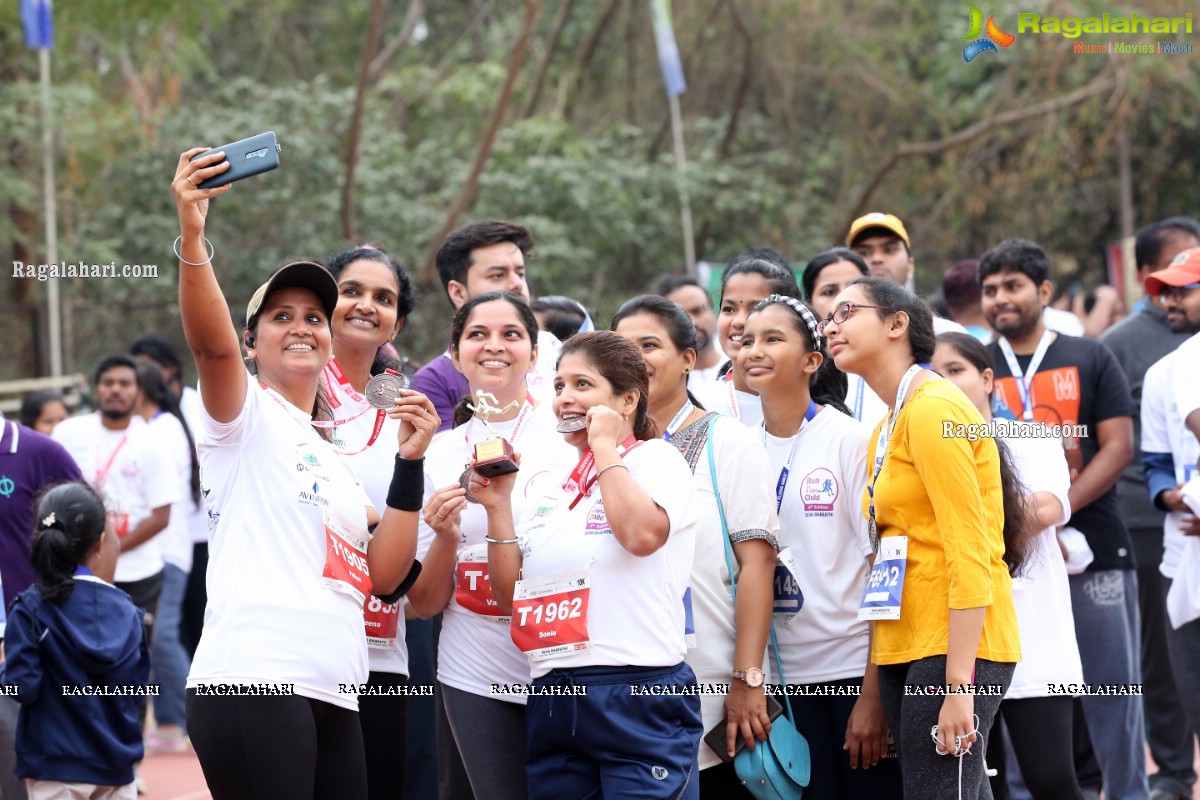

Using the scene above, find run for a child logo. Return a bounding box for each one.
[962,7,1017,62]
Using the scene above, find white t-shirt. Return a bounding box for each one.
[1173,332,1200,422]
[187,383,373,711]
[1143,350,1200,579]
[672,414,779,770]
[1000,424,1084,698]
[53,413,177,583]
[528,330,563,404]
[181,386,213,547]
[517,438,697,678]
[148,413,195,574]
[932,316,968,335]
[323,362,409,676]
[698,378,763,429]
[844,375,888,430]
[764,407,874,684]
[1043,306,1085,337]
[688,359,729,390]
[419,403,576,701]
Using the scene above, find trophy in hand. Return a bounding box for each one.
[466,391,521,478]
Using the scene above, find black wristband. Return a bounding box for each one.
[386,455,424,512]
[375,559,422,604]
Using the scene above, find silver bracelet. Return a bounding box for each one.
[174,235,214,267]
[596,463,629,478]
[484,536,519,545]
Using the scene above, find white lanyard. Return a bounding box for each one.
[852,375,866,421]
[760,399,818,513]
[662,400,694,441]
[997,330,1054,422]
[867,364,927,552]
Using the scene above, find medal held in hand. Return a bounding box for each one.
[467,391,521,478]
[364,370,409,409]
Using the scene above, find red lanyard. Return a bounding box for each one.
[261,381,386,456]
[94,433,129,489]
[725,372,741,421]
[564,434,641,510]
[315,360,395,455]
[464,393,536,448]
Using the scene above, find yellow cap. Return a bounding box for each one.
[846,212,910,249]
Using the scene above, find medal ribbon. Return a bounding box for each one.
[564,434,641,509]
[94,434,129,491]
[261,380,388,456]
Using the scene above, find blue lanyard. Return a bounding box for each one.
[662,401,694,442]
[768,400,818,513]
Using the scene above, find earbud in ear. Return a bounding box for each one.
[244,334,256,349]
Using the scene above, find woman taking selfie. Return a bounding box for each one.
[480,331,701,800]
[820,276,1023,800]
[612,295,778,796]
[172,148,437,800]
[406,291,573,800]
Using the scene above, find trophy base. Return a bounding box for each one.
[474,457,520,478]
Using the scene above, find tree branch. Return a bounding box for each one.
[841,71,1119,236]
[420,0,542,286]
[341,0,388,243]
[521,0,575,118]
[717,0,753,158]
[367,0,425,87]
[563,0,622,122]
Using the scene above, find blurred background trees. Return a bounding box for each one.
[2,0,1198,380]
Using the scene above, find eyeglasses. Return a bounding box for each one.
[817,302,893,336]
[1158,283,1200,302]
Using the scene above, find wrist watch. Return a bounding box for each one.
[732,667,764,688]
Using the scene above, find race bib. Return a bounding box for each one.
[773,547,804,627]
[107,511,130,539]
[510,567,591,662]
[455,544,509,622]
[363,593,401,648]
[858,536,907,621]
[322,517,372,605]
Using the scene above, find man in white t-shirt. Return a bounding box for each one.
[53,354,178,735]
[846,212,967,335]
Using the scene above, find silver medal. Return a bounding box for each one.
[459,468,479,503]
[556,416,587,434]
[364,372,408,409]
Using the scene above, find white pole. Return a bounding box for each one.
[667,93,696,276]
[40,46,62,378]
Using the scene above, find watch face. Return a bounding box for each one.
[746,669,764,688]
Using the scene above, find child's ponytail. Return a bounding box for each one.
[31,482,108,604]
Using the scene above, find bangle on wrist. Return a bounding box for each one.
[174,235,214,267]
[386,455,424,512]
[484,536,518,545]
[595,463,628,479]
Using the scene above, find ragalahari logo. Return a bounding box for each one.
[962,7,1017,62]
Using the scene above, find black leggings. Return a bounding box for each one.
[360,671,408,800]
[877,656,1014,800]
[987,696,1085,800]
[187,689,366,800]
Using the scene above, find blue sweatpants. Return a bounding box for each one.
[526,662,703,800]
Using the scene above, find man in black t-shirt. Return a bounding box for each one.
[979,239,1148,800]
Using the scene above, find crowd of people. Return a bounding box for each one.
[0,150,1198,800]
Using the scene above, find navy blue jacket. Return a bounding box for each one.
[3,578,148,785]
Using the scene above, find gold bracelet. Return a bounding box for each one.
[596,463,629,479]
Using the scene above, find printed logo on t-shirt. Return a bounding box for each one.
[993,366,1083,479]
[120,458,140,478]
[584,500,611,535]
[801,468,838,516]
[298,481,330,509]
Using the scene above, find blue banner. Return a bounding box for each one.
[650,0,686,98]
[21,0,53,49]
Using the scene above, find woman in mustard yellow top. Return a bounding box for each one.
[819,276,1027,800]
